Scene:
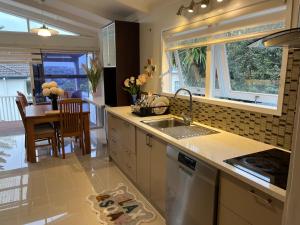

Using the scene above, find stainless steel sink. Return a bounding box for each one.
[142,118,219,139]
[142,118,187,128]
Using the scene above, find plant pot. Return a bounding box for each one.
[131,94,137,104]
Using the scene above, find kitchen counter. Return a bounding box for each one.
[106,106,288,202]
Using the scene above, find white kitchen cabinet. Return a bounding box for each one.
[136,128,151,196]
[102,23,116,67]
[136,128,167,214]
[107,113,136,182]
[218,172,283,225]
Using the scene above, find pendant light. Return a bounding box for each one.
[31,24,59,37]
[30,0,59,37]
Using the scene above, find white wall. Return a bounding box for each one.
[138,0,288,93]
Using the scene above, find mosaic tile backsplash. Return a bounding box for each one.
[169,49,300,150]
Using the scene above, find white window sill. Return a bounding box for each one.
[162,92,282,116]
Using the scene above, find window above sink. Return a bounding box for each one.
[161,5,289,116]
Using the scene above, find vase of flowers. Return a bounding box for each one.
[42,81,64,110]
[82,57,103,97]
[123,74,148,104]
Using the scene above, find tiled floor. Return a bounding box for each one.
[0,129,165,225]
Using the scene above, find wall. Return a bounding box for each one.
[138,0,298,150]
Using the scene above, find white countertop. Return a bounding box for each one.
[106,106,288,202]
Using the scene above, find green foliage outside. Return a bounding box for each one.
[226,40,282,94]
[171,40,282,95]
[177,47,207,88]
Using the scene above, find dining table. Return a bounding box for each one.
[24,103,91,163]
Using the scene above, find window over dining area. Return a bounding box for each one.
[162,5,289,115]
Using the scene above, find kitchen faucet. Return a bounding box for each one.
[174,88,193,125]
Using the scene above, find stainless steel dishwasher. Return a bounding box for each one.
[166,145,219,225]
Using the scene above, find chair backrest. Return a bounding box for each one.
[59,99,83,135]
[16,97,26,128]
[17,91,28,109]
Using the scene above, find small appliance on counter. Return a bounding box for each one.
[131,93,170,117]
[224,148,290,189]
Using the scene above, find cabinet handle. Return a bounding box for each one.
[249,190,272,206]
[146,134,152,147]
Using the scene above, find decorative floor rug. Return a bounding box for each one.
[87,183,156,225]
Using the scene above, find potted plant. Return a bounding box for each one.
[82,57,103,97]
[123,74,148,104]
[42,81,64,110]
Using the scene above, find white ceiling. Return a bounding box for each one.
[0,0,175,36]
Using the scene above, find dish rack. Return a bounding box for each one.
[132,105,170,117]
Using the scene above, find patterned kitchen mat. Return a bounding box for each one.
[87,183,156,225]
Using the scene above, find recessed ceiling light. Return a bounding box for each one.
[201,3,207,8]
[217,0,223,2]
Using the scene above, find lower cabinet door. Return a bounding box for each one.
[136,128,151,197]
[150,136,167,214]
[218,205,251,225]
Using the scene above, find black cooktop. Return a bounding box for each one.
[224,148,290,189]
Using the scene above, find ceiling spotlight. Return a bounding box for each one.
[188,1,195,13]
[217,0,223,2]
[201,0,208,8]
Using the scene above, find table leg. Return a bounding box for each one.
[84,114,91,154]
[26,121,36,163]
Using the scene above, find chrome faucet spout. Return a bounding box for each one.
[174,88,193,125]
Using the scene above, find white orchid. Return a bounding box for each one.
[130,76,135,84]
[124,78,130,87]
[136,79,142,86]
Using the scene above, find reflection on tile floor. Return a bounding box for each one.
[0,129,165,225]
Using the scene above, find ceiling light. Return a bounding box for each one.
[30,0,59,37]
[31,24,59,37]
[188,1,195,13]
[201,3,207,8]
[217,0,223,2]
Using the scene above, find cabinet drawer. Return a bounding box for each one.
[219,173,283,225]
[218,205,250,225]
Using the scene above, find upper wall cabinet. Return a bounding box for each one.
[102,21,140,106]
[102,23,116,67]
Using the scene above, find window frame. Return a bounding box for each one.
[161,19,289,116]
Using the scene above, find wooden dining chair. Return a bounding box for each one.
[16,98,58,158]
[17,91,29,110]
[58,99,84,159]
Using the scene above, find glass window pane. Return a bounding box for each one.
[43,53,87,75]
[226,40,282,94]
[0,11,28,32]
[29,20,78,36]
[177,46,207,96]
[212,40,283,107]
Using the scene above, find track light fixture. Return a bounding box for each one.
[176,0,224,16]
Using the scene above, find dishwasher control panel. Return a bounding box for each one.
[178,152,196,171]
